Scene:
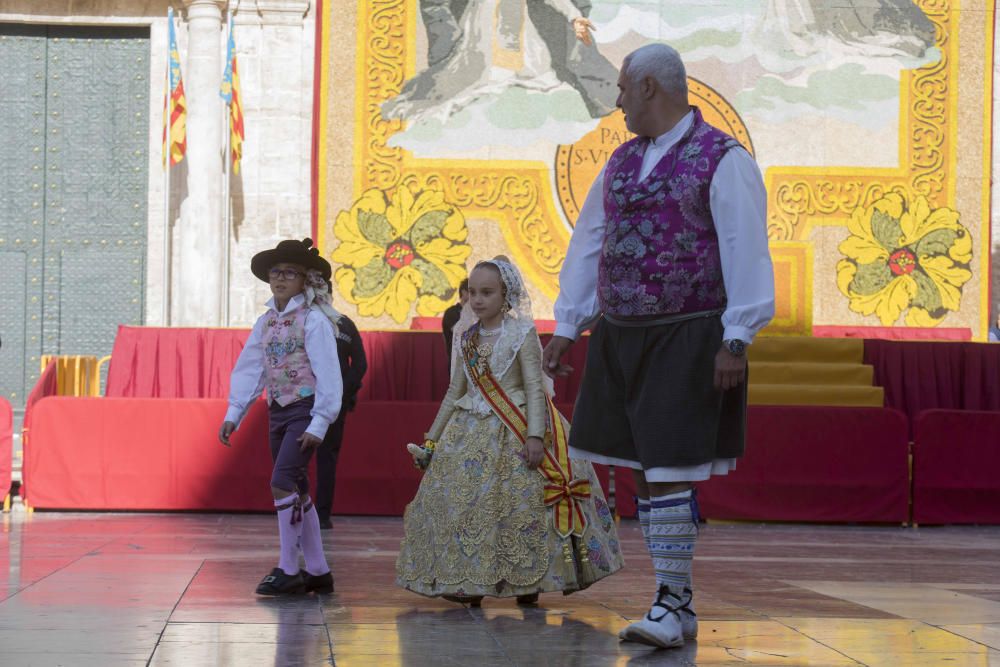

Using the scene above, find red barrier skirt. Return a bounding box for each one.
[698,406,911,523]
[23,398,440,513]
[22,397,911,524]
[913,410,1000,525]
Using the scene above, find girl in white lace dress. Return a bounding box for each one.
[396,257,623,605]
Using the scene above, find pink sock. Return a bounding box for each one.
[299,497,330,576]
[274,496,301,575]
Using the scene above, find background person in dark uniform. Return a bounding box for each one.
[442,278,469,365]
[315,304,367,530]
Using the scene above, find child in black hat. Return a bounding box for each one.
[219,238,343,595]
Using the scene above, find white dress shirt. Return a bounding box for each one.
[224,293,343,440]
[554,110,776,343]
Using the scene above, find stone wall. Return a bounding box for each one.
[0,0,315,328]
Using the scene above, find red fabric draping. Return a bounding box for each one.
[103,328,1000,436]
[0,397,12,498]
[355,332,452,402]
[409,317,445,331]
[698,406,910,523]
[24,360,58,415]
[23,397,440,512]
[23,397,625,514]
[864,340,1000,433]
[104,326,591,404]
[104,326,251,399]
[411,317,559,333]
[21,360,59,492]
[25,397,273,510]
[912,410,1000,525]
[24,396,911,523]
[335,402,445,513]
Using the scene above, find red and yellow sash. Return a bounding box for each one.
[462,328,591,537]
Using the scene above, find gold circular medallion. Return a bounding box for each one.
[554,77,754,226]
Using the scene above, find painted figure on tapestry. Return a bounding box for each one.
[763,0,934,57]
[397,257,623,605]
[386,0,614,121]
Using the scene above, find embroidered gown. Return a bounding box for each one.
[396,327,624,599]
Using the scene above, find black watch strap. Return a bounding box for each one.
[725,339,747,356]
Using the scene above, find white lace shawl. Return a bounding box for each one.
[451,258,554,414]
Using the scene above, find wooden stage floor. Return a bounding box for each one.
[2,512,1000,666]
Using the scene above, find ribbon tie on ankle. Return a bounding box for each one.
[647,585,691,622]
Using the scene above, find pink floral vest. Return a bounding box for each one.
[598,107,740,317]
[263,302,317,407]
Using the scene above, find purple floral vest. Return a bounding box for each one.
[263,302,317,407]
[598,107,740,318]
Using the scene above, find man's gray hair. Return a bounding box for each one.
[623,43,687,96]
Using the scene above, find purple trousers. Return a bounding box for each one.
[268,397,317,494]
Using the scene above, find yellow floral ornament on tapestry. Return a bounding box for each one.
[332,187,472,323]
[836,193,972,327]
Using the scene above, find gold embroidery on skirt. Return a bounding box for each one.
[396,409,625,598]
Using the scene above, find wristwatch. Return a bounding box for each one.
[724,339,747,357]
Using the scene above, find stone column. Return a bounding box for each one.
[228,0,315,326]
[176,0,227,326]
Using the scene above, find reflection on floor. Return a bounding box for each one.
[2,512,1000,666]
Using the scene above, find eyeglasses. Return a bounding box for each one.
[269,268,303,281]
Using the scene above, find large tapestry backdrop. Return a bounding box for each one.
[316,0,995,339]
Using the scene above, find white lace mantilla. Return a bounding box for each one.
[451,258,554,400]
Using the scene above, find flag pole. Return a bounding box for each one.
[222,8,233,327]
[162,8,173,327]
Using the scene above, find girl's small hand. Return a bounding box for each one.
[524,437,545,470]
[219,422,236,447]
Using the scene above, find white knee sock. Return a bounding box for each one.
[636,498,652,551]
[274,496,301,575]
[648,490,697,598]
[298,496,330,576]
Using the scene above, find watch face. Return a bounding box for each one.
[728,339,746,356]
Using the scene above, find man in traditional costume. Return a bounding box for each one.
[543,43,775,648]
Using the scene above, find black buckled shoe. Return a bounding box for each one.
[305,571,334,594]
[255,568,306,596]
[442,594,483,607]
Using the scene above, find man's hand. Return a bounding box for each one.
[298,432,323,453]
[542,335,575,379]
[219,422,236,447]
[524,437,545,470]
[714,345,747,392]
[572,17,595,46]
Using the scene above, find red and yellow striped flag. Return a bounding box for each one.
[220,14,245,174]
[162,7,187,168]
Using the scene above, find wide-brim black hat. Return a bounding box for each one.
[251,238,332,282]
